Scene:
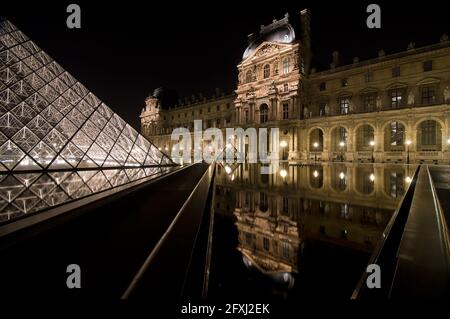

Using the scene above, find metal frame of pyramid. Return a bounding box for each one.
[0,18,174,172]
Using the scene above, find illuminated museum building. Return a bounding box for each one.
[141,9,450,163]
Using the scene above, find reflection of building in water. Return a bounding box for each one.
[214,163,412,284]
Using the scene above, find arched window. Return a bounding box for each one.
[420,120,437,145]
[390,122,405,146]
[260,104,269,124]
[283,58,290,74]
[245,70,253,83]
[263,64,270,79]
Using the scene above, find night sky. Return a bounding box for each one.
[3,1,449,129]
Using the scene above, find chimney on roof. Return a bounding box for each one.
[300,9,312,74]
[330,51,341,69]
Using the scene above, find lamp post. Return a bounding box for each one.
[406,140,412,165]
[370,140,375,163]
[339,141,345,162]
[313,142,319,162]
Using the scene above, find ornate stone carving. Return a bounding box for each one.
[255,44,278,57]
[444,86,450,104]
[376,95,382,110]
[408,91,415,106]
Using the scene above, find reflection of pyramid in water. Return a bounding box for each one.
[0,19,172,172]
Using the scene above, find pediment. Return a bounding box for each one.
[243,41,294,62]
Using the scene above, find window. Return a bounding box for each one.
[260,192,268,212]
[319,102,326,116]
[339,127,348,144]
[423,60,433,72]
[245,70,252,83]
[390,122,404,146]
[283,58,290,74]
[283,83,288,92]
[364,71,373,83]
[226,103,230,109]
[184,113,187,118]
[421,86,435,104]
[363,125,374,146]
[339,97,350,114]
[282,242,290,259]
[208,107,211,113]
[263,237,270,251]
[191,111,194,116]
[392,66,400,77]
[245,233,252,245]
[319,82,326,91]
[216,118,221,128]
[341,78,348,87]
[282,197,289,214]
[216,105,220,111]
[245,110,249,123]
[421,120,437,145]
[282,103,289,119]
[177,114,180,118]
[363,93,376,111]
[390,172,405,198]
[263,64,270,79]
[260,104,269,123]
[199,109,203,115]
[340,204,349,219]
[390,88,404,108]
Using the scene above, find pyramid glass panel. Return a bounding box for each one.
[0,18,175,223]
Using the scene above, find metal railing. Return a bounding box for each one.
[122,162,216,299]
[352,164,450,299]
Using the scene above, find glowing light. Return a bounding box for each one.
[370,141,375,147]
[447,138,450,145]
[313,170,319,178]
[339,141,345,147]
[339,172,345,180]
[231,174,235,181]
[280,169,287,178]
[280,140,288,148]
[225,165,232,174]
[406,140,412,146]
[405,176,412,183]
[313,142,319,148]
[369,173,375,182]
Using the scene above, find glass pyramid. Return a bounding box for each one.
[0,18,173,172]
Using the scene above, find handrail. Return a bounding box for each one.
[122,162,215,299]
[351,165,420,299]
[388,165,450,298]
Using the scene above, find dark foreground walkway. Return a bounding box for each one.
[0,163,209,297]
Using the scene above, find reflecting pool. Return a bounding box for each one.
[208,162,416,300]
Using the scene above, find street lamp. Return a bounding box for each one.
[406,140,412,164]
[339,141,345,162]
[313,142,319,162]
[370,141,375,163]
[313,170,319,178]
[369,173,375,182]
[280,169,288,178]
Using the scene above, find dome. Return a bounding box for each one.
[243,13,296,59]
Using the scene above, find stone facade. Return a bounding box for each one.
[140,9,450,164]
